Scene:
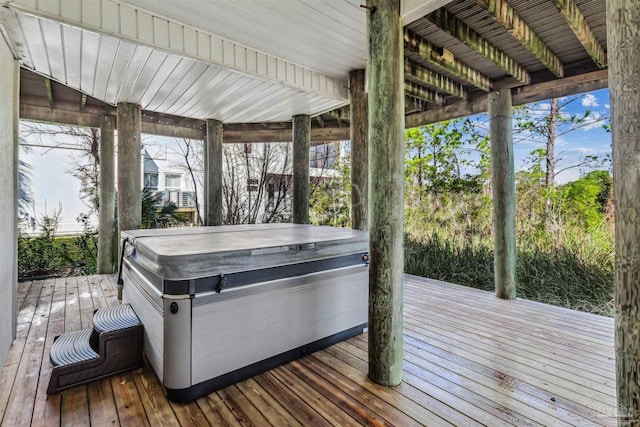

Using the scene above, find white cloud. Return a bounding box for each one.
[582,93,599,107]
[605,104,610,109]
[581,111,606,131]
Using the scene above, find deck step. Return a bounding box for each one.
[47,303,143,395]
[93,303,141,333]
[50,329,98,367]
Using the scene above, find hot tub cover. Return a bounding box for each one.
[122,224,368,281]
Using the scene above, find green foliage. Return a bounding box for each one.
[141,187,188,229]
[561,170,612,230]
[310,155,351,227]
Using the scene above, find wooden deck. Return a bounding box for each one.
[0,274,616,426]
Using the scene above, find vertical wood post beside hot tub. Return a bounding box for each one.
[121,224,369,402]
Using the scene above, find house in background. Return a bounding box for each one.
[143,148,199,225]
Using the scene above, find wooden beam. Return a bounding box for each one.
[44,78,53,108]
[404,28,492,92]
[608,0,640,418]
[404,58,468,98]
[489,89,516,300]
[367,0,404,387]
[427,9,530,84]
[405,69,607,127]
[550,0,606,67]
[476,0,564,77]
[404,82,445,105]
[405,95,429,112]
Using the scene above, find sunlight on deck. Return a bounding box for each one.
[0,274,616,426]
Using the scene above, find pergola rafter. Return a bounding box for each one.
[404,57,468,99]
[476,0,565,78]
[550,0,606,67]
[427,9,530,84]
[404,81,446,105]
[404,28,492,92]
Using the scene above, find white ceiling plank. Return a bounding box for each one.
[157,61,209,113]
[137,53,181,108]
[62,24,82,87]
[40,18,66,83]
[127,49,167,104]
[104,41,137,103]
[171,66,227,117]
[17,14,50,75]
[92,36,119,100]
[116,45,152,102]
[79,30,100,94]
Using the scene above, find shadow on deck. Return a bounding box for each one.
[0,274,616,426]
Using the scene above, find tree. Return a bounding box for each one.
[20,123,101,213]
[171,138,204,225]
[140,187,187,229]
[222,143,293,224]
[514,95,609,188]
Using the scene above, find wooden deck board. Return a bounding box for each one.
[0,274,617,426]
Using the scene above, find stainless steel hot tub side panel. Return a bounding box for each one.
[163,296,192,390]
[122,263,164,381]
[190,264,368,384]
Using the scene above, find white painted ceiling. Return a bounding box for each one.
[119,0,369,78]
[7,11,348,122]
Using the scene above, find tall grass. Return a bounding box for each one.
[404,217,614,316]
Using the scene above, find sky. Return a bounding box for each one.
[20,88,613,234]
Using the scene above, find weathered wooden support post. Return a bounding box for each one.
[97,116,115,274]
[116,103,142,233]
[117,103,141,299]
[0,35,19,365]
[205,119,223,226]
[607,0,640,421]
[489,90,516,300]
[292,114,310,224]
[350,69,368,231]
[367,0,405,386]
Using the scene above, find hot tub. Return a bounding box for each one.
[121,224,369,402]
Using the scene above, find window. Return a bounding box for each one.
[165,174,182,190]
[247,178,259,192]
[144,173,158,190]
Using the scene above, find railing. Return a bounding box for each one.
[157,190,197,208]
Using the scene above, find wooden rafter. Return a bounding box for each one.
[476,0,564,77]
[44,78,53,108]
[550,0,606,67]
[404,29,492,92]
[404,58,468,99]
[405,95,429,113]
[404,82,445,105]
[427,9,530,84]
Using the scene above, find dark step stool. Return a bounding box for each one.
[47,303,143,395]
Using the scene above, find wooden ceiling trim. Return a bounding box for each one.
[550,0,606,68]
[404,28,492,92]
[476,0,564,78]
[404,58,468,99]
[427,9,530,84]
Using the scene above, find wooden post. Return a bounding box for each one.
[350,69,368,231]
[292,114,310,224]
[489,90,516,300]
[97,116,115,273]
[116,103,142,233]
[367,0,404,387]
[608,0,640,421]
[205,119,223,226]
[117,103,141,299]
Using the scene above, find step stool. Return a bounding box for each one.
[47,303,143,395]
